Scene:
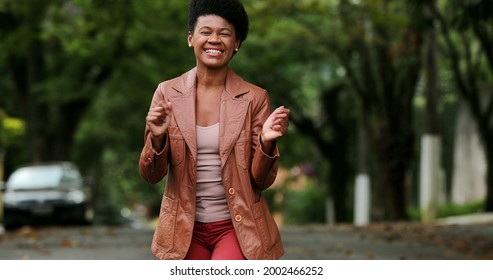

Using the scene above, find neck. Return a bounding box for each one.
[196,65,229,88]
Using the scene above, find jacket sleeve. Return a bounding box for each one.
[139,83,170,185]
[250,89,279,191]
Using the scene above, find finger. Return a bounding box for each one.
[272,117,289,125]
[271,121,288,130]
[273,119,289,129]
[147,110,163,116]
[146,116,162,125]
[162,102,173,115]
[147,115,163,124]
[147,110,166,120]
[149,102,172,117]
[152,100,170,112]
[274,106,290,114]
[272,110,290,118]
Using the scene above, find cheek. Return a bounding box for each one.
[190,36,206,48]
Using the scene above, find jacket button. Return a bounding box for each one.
[228,188,235,195]
[234,215,242,222]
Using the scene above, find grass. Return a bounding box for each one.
[408,200,485,220]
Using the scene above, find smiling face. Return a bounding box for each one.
[188,15,241,70]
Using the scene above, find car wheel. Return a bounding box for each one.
[72,204,94,225]
[3,210,18,230]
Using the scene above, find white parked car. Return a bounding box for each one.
[2,162,93,228]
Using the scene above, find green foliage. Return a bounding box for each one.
[0,0,192,216]
[90,148,163,224]
[234,0,357,172]
[1,118,25,147]
[0,110,25,148]
[281,183,327,225]
[1,0,491,223]
[263,188,279,212]
[438,201,485,218]
[408,200,485,220]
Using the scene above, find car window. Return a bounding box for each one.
[7,166,63,190]
[60,168,81,185]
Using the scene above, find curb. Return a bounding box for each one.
[437,213,493,225]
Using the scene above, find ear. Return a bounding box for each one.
[235,39,241,50]
[187,31,193,47]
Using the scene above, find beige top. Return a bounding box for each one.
[195,123,230,223]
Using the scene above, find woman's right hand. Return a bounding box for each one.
[146,101,173,150]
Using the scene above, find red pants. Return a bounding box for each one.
[185,219,246,260]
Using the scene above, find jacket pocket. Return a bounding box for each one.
[234,130,251,170]
[251,197,279,252]
[169,127,185,166]
[154,195,179,252]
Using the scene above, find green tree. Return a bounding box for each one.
[0,110,26,181]
[0,0,193,220]
[243,0,429,221]
[427,0,493,211]
[64,0,192,219]
[236,0,358,222]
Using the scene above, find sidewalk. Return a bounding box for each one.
[437,212,493,225]
[280,213,493,260]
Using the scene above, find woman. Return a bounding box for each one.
[139,0,290,260]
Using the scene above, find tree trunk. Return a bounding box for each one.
[329,130,351,222]
[419,12,442,223]
[485,137,493,211]
[354,122,371,226]
[288,84,354,223]
[323,86,353,222]
[428,0,493,211]
[379,126,414,220]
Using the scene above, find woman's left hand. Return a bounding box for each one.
[261,106,291,144]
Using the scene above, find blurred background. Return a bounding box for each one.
[0,0,492,230]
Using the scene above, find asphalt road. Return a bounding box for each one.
[0,221,491,260]
[0,225,156,260]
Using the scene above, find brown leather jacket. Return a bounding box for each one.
[139,67,284,260]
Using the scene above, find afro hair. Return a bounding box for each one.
[188,0,249,43]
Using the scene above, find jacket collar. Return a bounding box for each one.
[170,67,250,98]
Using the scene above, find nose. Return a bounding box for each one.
[208,33,220,44]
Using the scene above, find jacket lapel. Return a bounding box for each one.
[219,69,250,167]
[170,68,197,161]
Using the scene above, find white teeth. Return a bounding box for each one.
[206,49,222,54]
